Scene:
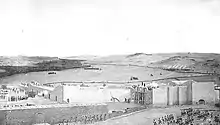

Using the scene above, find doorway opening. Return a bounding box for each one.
[198,99,205,105]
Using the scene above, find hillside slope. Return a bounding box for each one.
[83,53,220,83]
[86,52,220,73]
[149,53,220,74]
[1,53,220,83]
[0,56,87,78]
[0,56,59,66]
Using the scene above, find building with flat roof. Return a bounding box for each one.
[0,87,27,104]
[24,81,55,97]
[47,84,131,103]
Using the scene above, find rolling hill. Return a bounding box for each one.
[0,56,59,66]
[82,53,220,83]
[85,52,220,73]
[0,56,87,78]
[0,53,220,85]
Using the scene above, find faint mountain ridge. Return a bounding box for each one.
[0,56,59,66]
[63,55,101,61]
[126,53,152,58]
[87,53,175,65]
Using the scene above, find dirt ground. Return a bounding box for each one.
[106,102,141,111]
[93,105,219,125]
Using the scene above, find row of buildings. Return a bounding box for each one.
[26,79,220,106]
[1,78,219,107]
[0,86,27,103]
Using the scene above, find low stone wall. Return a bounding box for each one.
[0,104,108,125]
[0,104,148,125]
[52,105,147,125]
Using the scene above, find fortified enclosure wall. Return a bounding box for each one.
[168,86,178,105]
[178,86,188,105]
[0,103,108,125]
[192,82,217,105]
[153,86,168,106]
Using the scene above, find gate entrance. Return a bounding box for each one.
[198,99,205,105]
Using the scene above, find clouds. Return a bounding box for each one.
[0,0,220,56]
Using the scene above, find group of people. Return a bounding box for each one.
[175,115,193,124]
[153,114,175,125]
[214,114,220,124]
[2,103,35,108]
[57,113,110,124]
[176,108,196,124]
[196,110,211,121]
[152,108,220,125]
[197,110,220,124]
[56,106,147,124]
[176,108,219,125]
[180,108,220,125]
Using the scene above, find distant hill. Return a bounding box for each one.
[86,53,171,65]
[1,53,220,84]
[148,53,220,74]
[126,53,152,58]
[0,56,59,66]
[62,55,101,61]
[82,53,220,82]
[0,56,87,78]
[85,53,220,73]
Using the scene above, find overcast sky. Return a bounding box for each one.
[0,0,220,57]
